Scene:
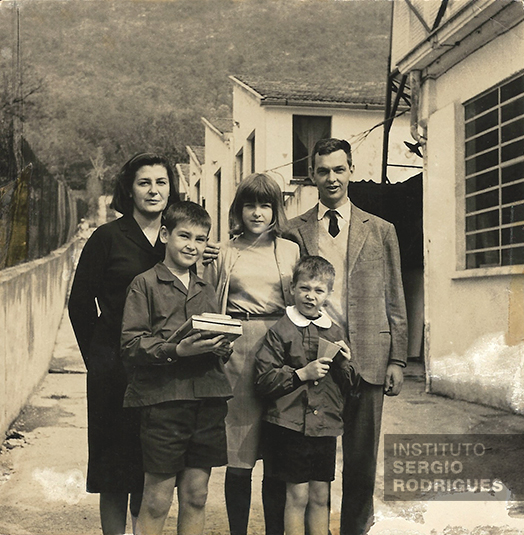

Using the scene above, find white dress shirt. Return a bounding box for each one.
[317,198,351,233]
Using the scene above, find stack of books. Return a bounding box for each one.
[169,313,243,344]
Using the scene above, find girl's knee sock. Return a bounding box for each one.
[225,468,252,535]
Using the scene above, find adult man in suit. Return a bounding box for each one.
[284,138,408,535]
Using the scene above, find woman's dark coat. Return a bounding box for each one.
[69,215,164,493]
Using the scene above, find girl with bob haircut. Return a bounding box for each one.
[228,172,287,237]
[69,152,179,535]
[205,172,300,535]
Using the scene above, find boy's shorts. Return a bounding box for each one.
[262,421,337,483]
[140,398,228,474]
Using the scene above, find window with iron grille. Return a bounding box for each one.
[464,72,524,269]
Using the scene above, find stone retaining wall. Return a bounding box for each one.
[0,240,79,437]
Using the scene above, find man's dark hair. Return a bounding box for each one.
[163,201,211,233]
[292,255,336,292]
[311,138,353,169]
[111,152,179,215]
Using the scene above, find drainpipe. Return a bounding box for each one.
[410,69,430,392]
[410,70,427,146]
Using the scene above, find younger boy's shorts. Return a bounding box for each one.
[261,421,337,483]
[140,398,228,474]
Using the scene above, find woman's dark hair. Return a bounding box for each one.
[228,173,287,237]
[111,152,179,215]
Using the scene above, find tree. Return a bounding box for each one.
[86,147,111,223]
[0,1,46,182]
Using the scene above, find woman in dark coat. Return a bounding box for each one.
[68,153,179,535]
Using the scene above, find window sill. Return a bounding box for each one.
[452,265,524,279]
[290,177,313,186]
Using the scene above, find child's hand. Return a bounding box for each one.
[334,340,352,361]
[296,357,331,382]
[176,332,226,357]
[213,340,234,359]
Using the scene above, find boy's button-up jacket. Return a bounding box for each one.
[122,262,232,407]
[255,309,359,437]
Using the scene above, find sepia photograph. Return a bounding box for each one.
[1,0,524,534]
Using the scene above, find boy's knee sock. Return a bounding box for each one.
[262,476,286,535]
[225,467,252,535]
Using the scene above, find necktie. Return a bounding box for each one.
[326,210,340,237]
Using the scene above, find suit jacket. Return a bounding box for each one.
[284,202,408,385]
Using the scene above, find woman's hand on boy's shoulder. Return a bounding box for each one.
[202,242,220,265]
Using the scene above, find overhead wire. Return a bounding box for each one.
[263,108,409,175]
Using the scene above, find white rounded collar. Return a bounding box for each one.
[286,305,332,328]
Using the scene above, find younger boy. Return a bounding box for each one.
[121,201,232,535]
[255,256,359,535]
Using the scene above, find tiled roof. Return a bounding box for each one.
[207,117,234,134]
[188,145,205,165]
[177,163,190,187]
[231,76,387,107]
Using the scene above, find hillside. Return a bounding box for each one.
[0,0,392,188]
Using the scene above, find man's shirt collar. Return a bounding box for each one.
[286,305,332,328]
[317,199,351,223]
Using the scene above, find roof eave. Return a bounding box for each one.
[201,116,230,140]
[395,0,521,76]
[186,145,203,168]
[229,75,264,102]
[260,98,386,110]
[175,163,191,187]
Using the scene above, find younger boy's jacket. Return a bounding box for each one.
[255,306,359,437]
[122,262,232,407]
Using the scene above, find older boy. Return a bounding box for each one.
[121,201,232,535]
[255,256,359,535]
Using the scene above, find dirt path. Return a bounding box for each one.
[2,311,524,534]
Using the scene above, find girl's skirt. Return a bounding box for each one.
[225,314,282,469]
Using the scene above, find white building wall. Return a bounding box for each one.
[422,22,524,412]
[332,110,416,184]
[230,82,416,227]
[284,184,319,220]
[263,109,294,185]
[259,106,416,186]
[203,127,232,243]
[232,84,415,191]
[187,153,202,203]
[232,86,268,178]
